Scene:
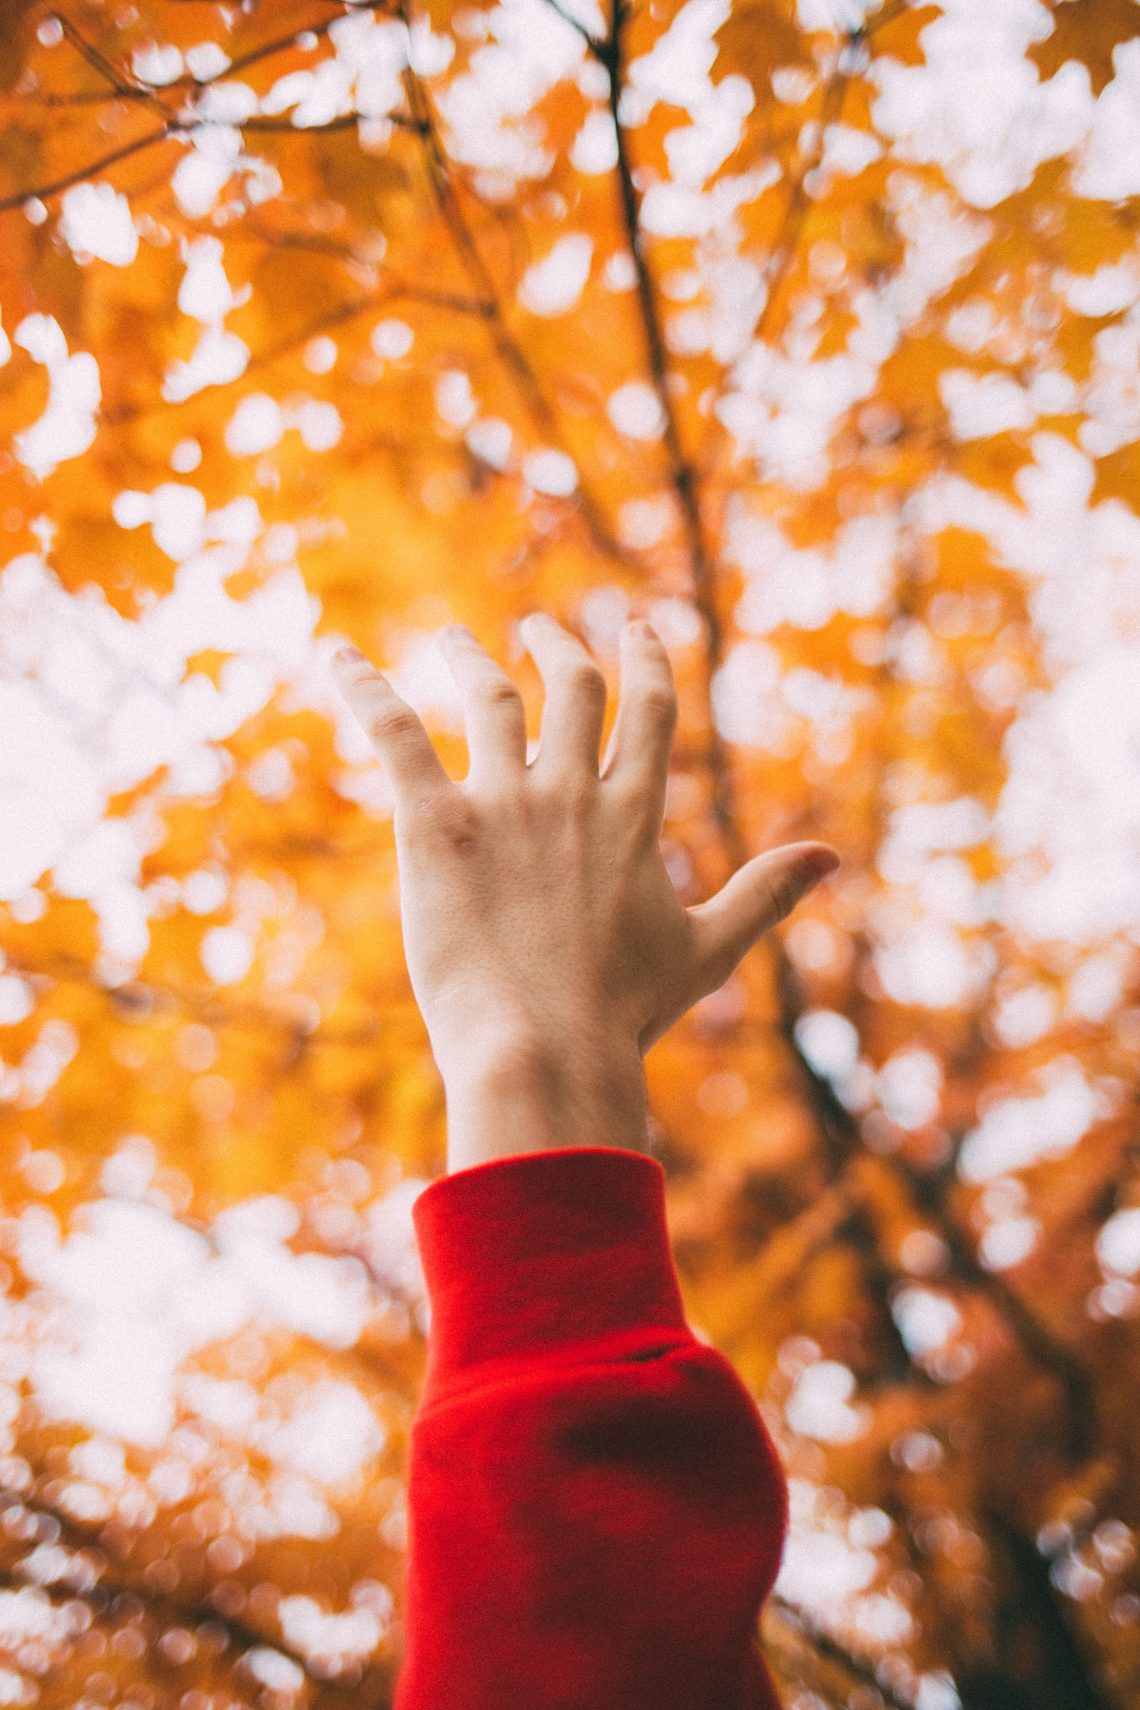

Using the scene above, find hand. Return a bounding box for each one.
[331,615,839,1103]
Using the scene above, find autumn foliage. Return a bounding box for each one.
[1,0,1139,1705]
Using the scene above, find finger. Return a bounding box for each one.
[600,619,677,830]
[438,625,528,788]
[688,843,840,993]
[331,646,452,801]
[518,613,607,778]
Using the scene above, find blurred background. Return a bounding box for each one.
[1,0,1139,1705]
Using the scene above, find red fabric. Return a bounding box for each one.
[394,1145,789,1710]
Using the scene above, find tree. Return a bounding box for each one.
[1,0,1138,1705]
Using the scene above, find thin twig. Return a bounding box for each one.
[0,949,397,1045]
[769,1594,919,1710]
[58,15,146,97]
[0,1485,320,1679]
[0,110,419,215]
[0,122,187,212]
[397,0,642,575]
[598,0,740,847]
[540,0,607,58]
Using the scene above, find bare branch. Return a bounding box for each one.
[749,59,852,349]
[593,14,1113,1703]
[103,273,492,428]
[396,0,643,577]
[769,1595,919,1710]
[538,0,608,59]
[975,1502,1126,1710]
[0,122,187,213]
[0,948,397,1047]
[601,0,738,843]
[241,110,425,135]
[0,1484,321,1680]
[164,3,371,92]
[58,15,146,98]
[4,6,374,110]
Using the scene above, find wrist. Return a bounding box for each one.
[440,1028,648,1173]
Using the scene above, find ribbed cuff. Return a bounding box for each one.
[412,1146,691,1399]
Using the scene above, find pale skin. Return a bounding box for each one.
[331,613,840,1175]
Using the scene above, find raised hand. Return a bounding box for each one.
[332,614,838,1168]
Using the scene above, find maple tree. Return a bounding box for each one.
[1,0,1139,1706]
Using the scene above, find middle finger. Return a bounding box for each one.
[438,625,529,790]
[518,613,608,779]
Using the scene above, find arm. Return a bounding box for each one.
[332,612,838,1708]
[399,1144,790,1710]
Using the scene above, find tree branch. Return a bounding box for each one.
[749,55,852,354]
[103,274,492,428]
[0,949,396,1047]
[0,1485,321,1681]
[599,0,745,846]
[396,0,643,577]
[0,122,187,212]
[697,43,855,507]
[5,4,390,110]
[0,106,429,216]
[598,21,1038,1429]
[594,16,1114,1702]
[769,1593,919,1710]
[162,2,388,93]
[973,1502,1125,1710]
[241,110,424,135]
[539,0,608,59]
[58,15,146,99]
[598,0,1094,1509]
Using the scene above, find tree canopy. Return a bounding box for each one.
[1,1,1139,1706]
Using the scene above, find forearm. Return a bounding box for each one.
[442,1029,650,1173]
[400,1145,790,1710]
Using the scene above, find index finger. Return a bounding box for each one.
[332,646,452,800]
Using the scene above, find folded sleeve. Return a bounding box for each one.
[393,1145,789,1710]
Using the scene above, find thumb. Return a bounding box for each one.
[689,842,839,992]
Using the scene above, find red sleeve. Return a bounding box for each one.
[394,1145,789,1710]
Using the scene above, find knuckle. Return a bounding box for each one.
[559,790,595,828]
[563,775,595,812]
[414,794,481,850]
[478,782,524,820]
[608,772,652,812]
[765,867,798,921]
[372,706,421,743]
[486,679,524,712]
[640,686,677,728]
[567,661,606,699]
[532,773,592,817]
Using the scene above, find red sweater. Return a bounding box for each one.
[394,1145,789,1710]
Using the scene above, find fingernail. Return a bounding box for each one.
[334,645,365,666]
